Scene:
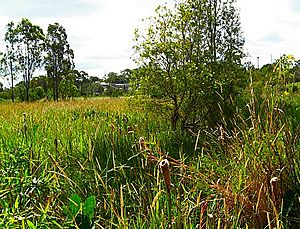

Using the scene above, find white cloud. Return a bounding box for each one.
[238,0,300,66]
[0,0,170,82]
[1,0,300,87]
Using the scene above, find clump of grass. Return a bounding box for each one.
[199,72,300,228]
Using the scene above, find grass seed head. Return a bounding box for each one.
[139,137,146,151]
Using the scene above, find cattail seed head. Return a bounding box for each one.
[159,159,171,193]
[270,176,279,197]
[270,176,278,184]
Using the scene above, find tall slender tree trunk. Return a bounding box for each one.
[9,62,14,102]
[25,86,29,101]
[11,79,14,102]
[25,71,31,101]
[54,77,58,101]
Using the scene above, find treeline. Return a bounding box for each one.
[0,69,132,101]
[0,18,132,102]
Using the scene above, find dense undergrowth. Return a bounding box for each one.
[0,89,299,228]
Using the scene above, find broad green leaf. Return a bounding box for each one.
[62,205,72,219]
[83,195,96,220]
[69,194,81,217]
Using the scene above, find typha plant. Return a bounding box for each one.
[159,159,172,225]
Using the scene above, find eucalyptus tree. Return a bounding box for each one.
[133,0,245,130]
[0,52,3,73]
[44,23,74,101]
[0,52,4,91]
[2,22,19,102]
[15,18,45,101]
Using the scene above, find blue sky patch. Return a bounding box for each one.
[0,0,101,18]
[290,0,300,13]
[262,32,283,43]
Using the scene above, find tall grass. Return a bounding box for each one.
[0,91,299,228]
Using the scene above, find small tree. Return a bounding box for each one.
[45,23,74,101]
[59,73,79,99]
[29,86,45,101]
[133,0,246,130]
[74,70,91,96]
[133,4,197,129]
[274,54,296,92]
[14,81,27,101]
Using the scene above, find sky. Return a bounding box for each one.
[0,0,300,83]
[238,0,300,66]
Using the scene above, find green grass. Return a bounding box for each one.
[0,96,299,228]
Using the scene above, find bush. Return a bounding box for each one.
[29,86,46,101]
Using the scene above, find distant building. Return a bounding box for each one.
[99,82,129,91]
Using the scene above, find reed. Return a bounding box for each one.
[159,159,172,225]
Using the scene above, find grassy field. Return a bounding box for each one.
[0,96,299,228]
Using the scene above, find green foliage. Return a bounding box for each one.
[0,93,299,227]
[14,82,27,101]
[0,89,11,100]
[102,70,130,97]
[15,18,45,101]
[0,2,299,229]
[133,0,246,130]
[45,22,75,101]
[83,196,97,221]
[1,19,132,102]
[59,73,79,99]
[74,70,105,97]
[105,70,130,84]
[2,21,19,102]
[27,220,37,229]
[29,86,46,101]
[63,194,96,228]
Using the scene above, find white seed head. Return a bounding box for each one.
[159,159,170,168]
[270,177,278,184]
